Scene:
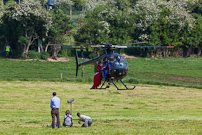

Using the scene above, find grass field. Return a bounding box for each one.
[0,57,202,88]
[0,57,202,134]
[0,81,202,134]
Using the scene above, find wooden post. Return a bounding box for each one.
[61,73,62,79]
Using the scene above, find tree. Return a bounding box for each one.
[74,1,134,45]
[9,0,52,54]
[128,0,195,57]
[0,4,21,51]
[46,7,73,59]
[55,0,73,8]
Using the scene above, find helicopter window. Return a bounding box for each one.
[109,55,116,64]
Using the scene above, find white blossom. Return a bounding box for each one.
[84,0,116,11]
[133,0,162,31]
[97,21,110,35]
[11,0,52,31]
[162,0,194,31]
[138,34,148,40]
[133,0,194,39]
[0,6,3,24]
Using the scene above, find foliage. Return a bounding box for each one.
[24,50,50,60]
[0,4,21,50]
[84,0,107,11]
[18,36,29,45]
[1,0,202,58]
[54,0,73,7]
[89,52,98,59]
[40,51,50,60]
[47,8,73,44]
[4,0,15,6]
[27,50,40,59]
[58,49,75,57]
[75,0,202,57]
[13,0,51,54]
[46,7,73,58]
[74,2,133,45]
[72,0,86,6]
[1,0,52,55]
[0,1,3,23]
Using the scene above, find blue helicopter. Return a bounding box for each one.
[62,42,174,90]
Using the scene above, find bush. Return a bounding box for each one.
[58,49,75,57]
[11,50,22,58]
[40,52,50,60]
[89,53,98,59]
[27,50,40,59]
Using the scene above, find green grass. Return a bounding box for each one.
[1,57,202,134]
[1,81,202,134]
[126,57,202,88]
[0,57,202,88]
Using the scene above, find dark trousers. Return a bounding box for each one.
[51,109,60,128]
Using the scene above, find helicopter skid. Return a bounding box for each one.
[116,86,136,90]
[92,79,135,90]
[90,87,107,89]
[112,80,135,90]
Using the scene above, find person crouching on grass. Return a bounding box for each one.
[63,110,73,127]
[77,112,93,127]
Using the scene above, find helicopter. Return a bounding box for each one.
[61,42,174,90]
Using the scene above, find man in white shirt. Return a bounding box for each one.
[50,92,60,128]
[77,112,93,127]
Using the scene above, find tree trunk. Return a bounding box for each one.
[22,44,27,54]
[25,37,32,54]
[198,48,201,56]
[51,45,61,59]
[187,45,192,57]
[82,6,84,15]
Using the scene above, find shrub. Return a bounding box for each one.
[27,50,40,59]
[40,52,50,60]
[89,53,98,59]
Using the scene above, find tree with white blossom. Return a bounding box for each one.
[74,0,134,44]
[7,0,52,54]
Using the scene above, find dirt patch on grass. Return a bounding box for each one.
[122,54,138,59]
[47,57,69,62]
[168,76,202,83]
[7,57,69,62]
[152,75,202,83]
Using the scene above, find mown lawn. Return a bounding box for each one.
[0,57,202,88]
[0,81,202,134]
[126,57,202,88]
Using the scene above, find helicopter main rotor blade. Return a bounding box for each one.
[62,46,87,49]
[91,45,106,48]
[127,46,174,48]
[91,45,128,48]
[112,45,127,48]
